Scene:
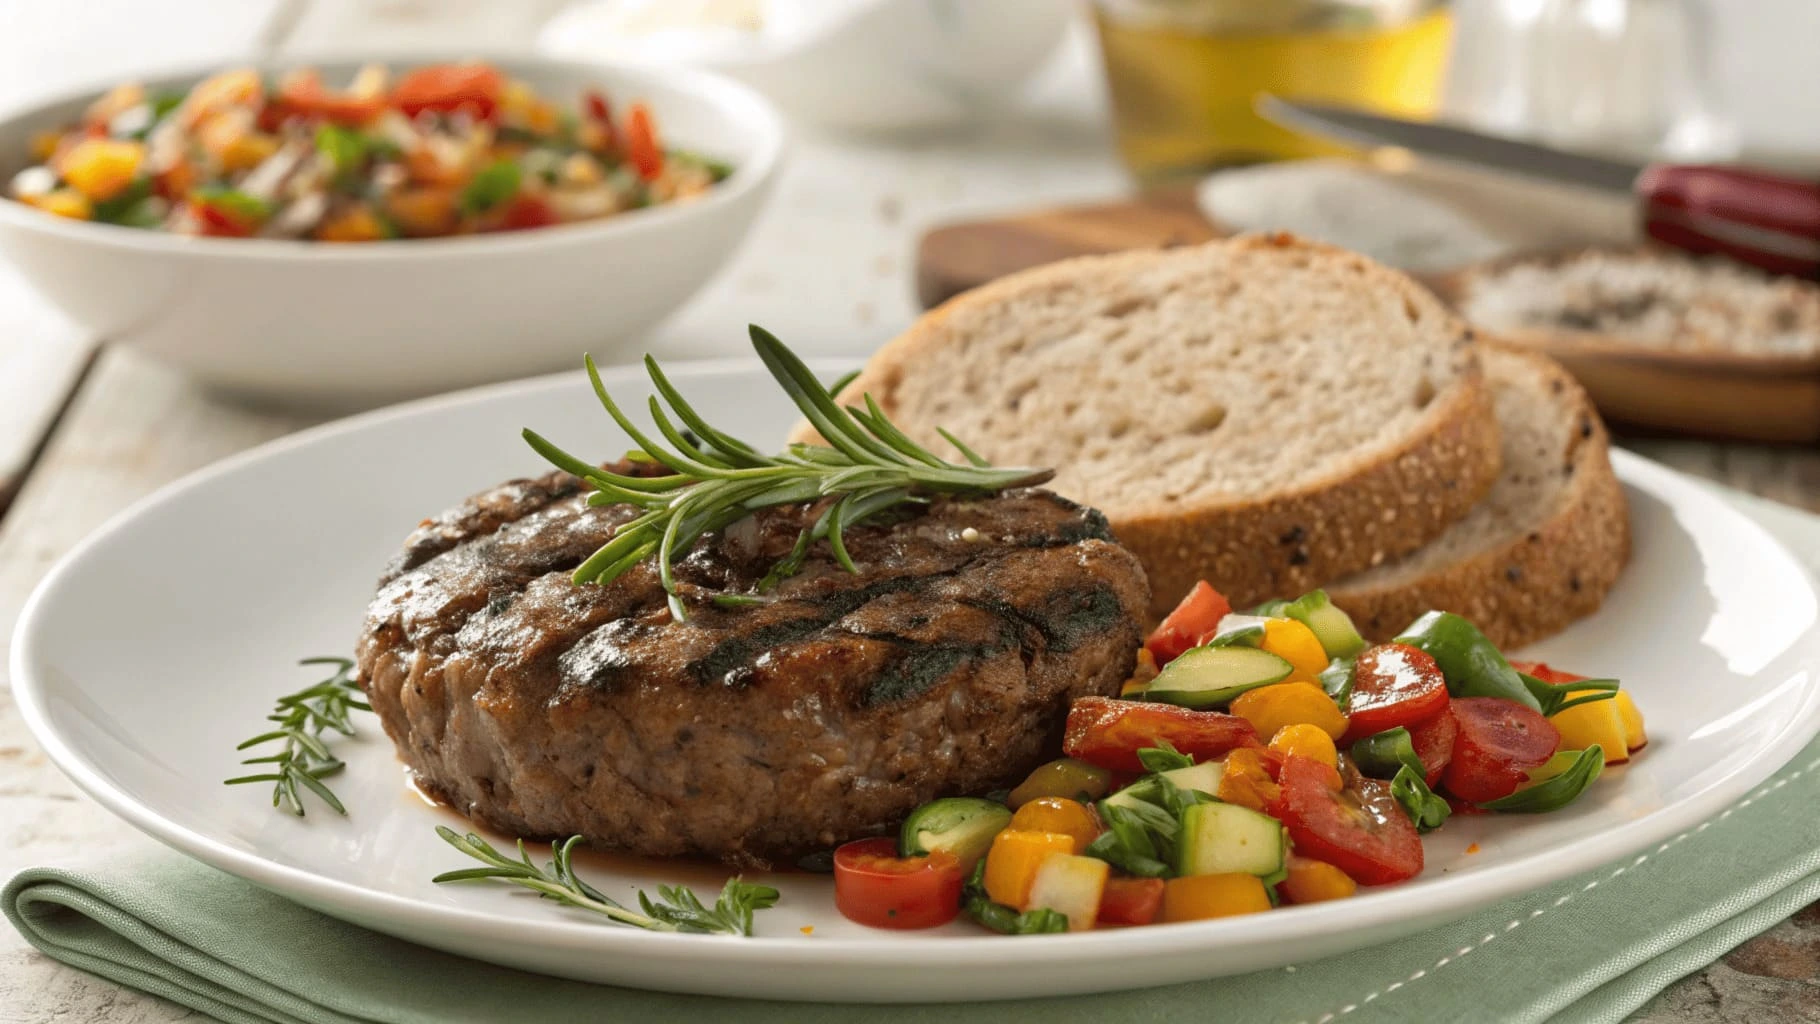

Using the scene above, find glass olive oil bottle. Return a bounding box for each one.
[1095,0,1454,181]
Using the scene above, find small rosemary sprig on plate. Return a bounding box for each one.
[523,325,1052,620]
[224,657,370,816]
[432,826,780,936]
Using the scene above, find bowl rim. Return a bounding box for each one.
[0,49,787,261]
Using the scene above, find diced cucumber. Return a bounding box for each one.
[899,797,1012,867]
[1145,645,1294,709]
[1025,853,1110,931]
[1158,760,1225,800]
[1176,802,1289,878]
[1283,590,1368,659]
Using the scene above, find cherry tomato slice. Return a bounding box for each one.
[1063,696,1261,773]
[392,63,505,120]
[1269,755,1423,886]
[1442,697,1561,803]
[1409,706,1457,788]
[1145,581,1233,666]
[1342,643,1450,744]
[832,837,963,930]
[1097,876,1165,926]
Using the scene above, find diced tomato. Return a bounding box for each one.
[625,102,664,181]
[1063,697,1261,773]
[392,63,504,120]
[1268,755,1423,886]
[832,837,963,930]
[497,194,558,231]
[1510,661,1585,685]
[1097,876,1165,926]
[191,200,256,237]
[1442,697,1561,803]
[1341,643,1450,744]
[1409,707,1457,788]
[1145,582,1232,666]
[583,89,620,154]
[270,70,384,126]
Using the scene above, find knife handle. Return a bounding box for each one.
[1637,164,1820,280]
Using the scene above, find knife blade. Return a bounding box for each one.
[1255,95,1644,194]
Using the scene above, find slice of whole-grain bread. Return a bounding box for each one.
[1328,346,1630,649]
[792,233,1503,620]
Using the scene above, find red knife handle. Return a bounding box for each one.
[1638,164,1820,279]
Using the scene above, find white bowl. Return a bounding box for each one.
[0,55,785,409]
[538,0,1073,133]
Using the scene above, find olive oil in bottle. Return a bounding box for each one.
[1094,1,1454,181]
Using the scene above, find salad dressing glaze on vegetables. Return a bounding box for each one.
[9,61,730,240]
[829,582,1649,933]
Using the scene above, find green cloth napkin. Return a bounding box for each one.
[8,486,1820,1024]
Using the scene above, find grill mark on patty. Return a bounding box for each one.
[384,474,587,582]
[961,585,1126,654]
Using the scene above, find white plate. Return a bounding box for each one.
[14,361,1820,1003]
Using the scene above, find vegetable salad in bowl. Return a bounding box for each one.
[833,581,1647,933]
[6,61,730,240]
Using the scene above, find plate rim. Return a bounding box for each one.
[12,364,1820,977]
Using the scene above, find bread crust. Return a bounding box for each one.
[1329,348,1630,650]
[794,233,1505,620]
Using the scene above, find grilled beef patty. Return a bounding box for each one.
[356,471,1150,866]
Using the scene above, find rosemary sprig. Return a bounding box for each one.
[224,657,370,816]
[523,325,1052,620]
[431,826,780,936]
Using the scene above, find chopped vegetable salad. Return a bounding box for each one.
[8,62,730,240]
[829,581,1646,932]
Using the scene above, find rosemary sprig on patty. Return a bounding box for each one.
[523,325,1052,621]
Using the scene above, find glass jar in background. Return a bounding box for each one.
[1094,0,1453,182]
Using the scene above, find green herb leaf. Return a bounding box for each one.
[1520,674,1622,716]
[524,326,1051,620]
[1389,764,1451,832]
[432,827,778,936]
[1478,746,1605,813]
[1350,726,1420,779]
[460,159,521,213]
[224,657,370,816]
[1135,741,1194,773]
[1319,656,1356,709]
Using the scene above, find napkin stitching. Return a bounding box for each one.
[1288,752,1820,1024]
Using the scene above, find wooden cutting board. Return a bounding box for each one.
[914,187,1223,309]
[910,177,1820,443]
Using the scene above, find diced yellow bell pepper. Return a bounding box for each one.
[1261,618,1328,683]
[1280,856,1357,904]
[24,188,92,220]
[315,205,390,243]
[1162,873,1272,921]
[1026,853,1109,931]
[384,187,459,237]
[1216,748,1281,812]
[1231,681,1348,742]
[1615,691,1646,751]
[1007,797,1100,854]
[57,139,144,202]
[220,132,280,173]
[1268,722,1338,768]
[1549,691,1630,765]
[984,830,1075,909]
